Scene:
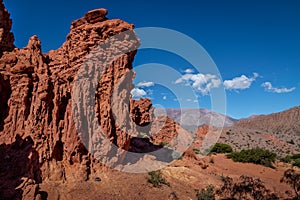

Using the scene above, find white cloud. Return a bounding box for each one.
[184,68,194,74]
[136,81,154,88]
[131,88,147,99]
[175,74,193,84]
[224,73,259,90]
[163,96,167,100]
[262,82,296,93]
[175,73,221,95]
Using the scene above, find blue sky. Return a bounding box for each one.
[4,0,300,119]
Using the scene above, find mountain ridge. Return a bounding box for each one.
[216,106,300,156]
[155,108,238,132]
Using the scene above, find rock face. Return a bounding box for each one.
[0,2,183,199]
[130,98,153,127]
[0,3,142,199]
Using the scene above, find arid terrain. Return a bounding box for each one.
[0,1,299,199]
[219,106,300,157]
[37,154,297,199]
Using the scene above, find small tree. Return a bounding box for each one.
[211,143,233,154]
[147,171,170,188]
[217,175,279,200]
[196,185,215,200]
[281,169,300,199]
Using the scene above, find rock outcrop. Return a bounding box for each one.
[0,1,183,199]
[0,3,140,198]
[0,0,14,55]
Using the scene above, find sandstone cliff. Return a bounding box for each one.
[0,2,186,199]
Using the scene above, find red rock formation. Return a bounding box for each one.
[150,116,178,144]
[150,115,193,154]
[0,2,142,197]
[0,0,14,54]
[0,2,186,198]
[130,98,153,127]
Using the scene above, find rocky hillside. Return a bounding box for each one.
[218,106,300,156]
[235,106,300,135]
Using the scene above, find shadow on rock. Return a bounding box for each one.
[0,134,46,199]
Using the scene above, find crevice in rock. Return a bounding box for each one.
[46,81,54,126]
[0,74,11,131]
[57,92,71,125]
[24,73,33,120]
[52,140,64,161]
[110,109,118,146]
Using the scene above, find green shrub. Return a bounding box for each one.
[211,143,233,154]
[291,154,300,159]
[293,158,300,168]
[193,149,201,154]
[227,148,276,168]
[147,171,170,187]
[159,142,170,147]
[280,154,300,168]
[195,185,215,200]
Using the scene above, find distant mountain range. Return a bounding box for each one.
[155,106,300,156]
[155,108,238,132]
[235,106,300,135]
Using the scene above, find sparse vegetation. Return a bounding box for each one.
[210,143,233,154]
[137,132,148,138]
[281,154,300,168]
[193,149,201,154]
[288,139,296,145]
[281,169,300,199]
[293,159,300,168]
[195,185,215,200]
[217,175,279,200]
[159,142,170,147]
[227,148,276,168]
[169,192,179,200]
[147,171,170,188]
